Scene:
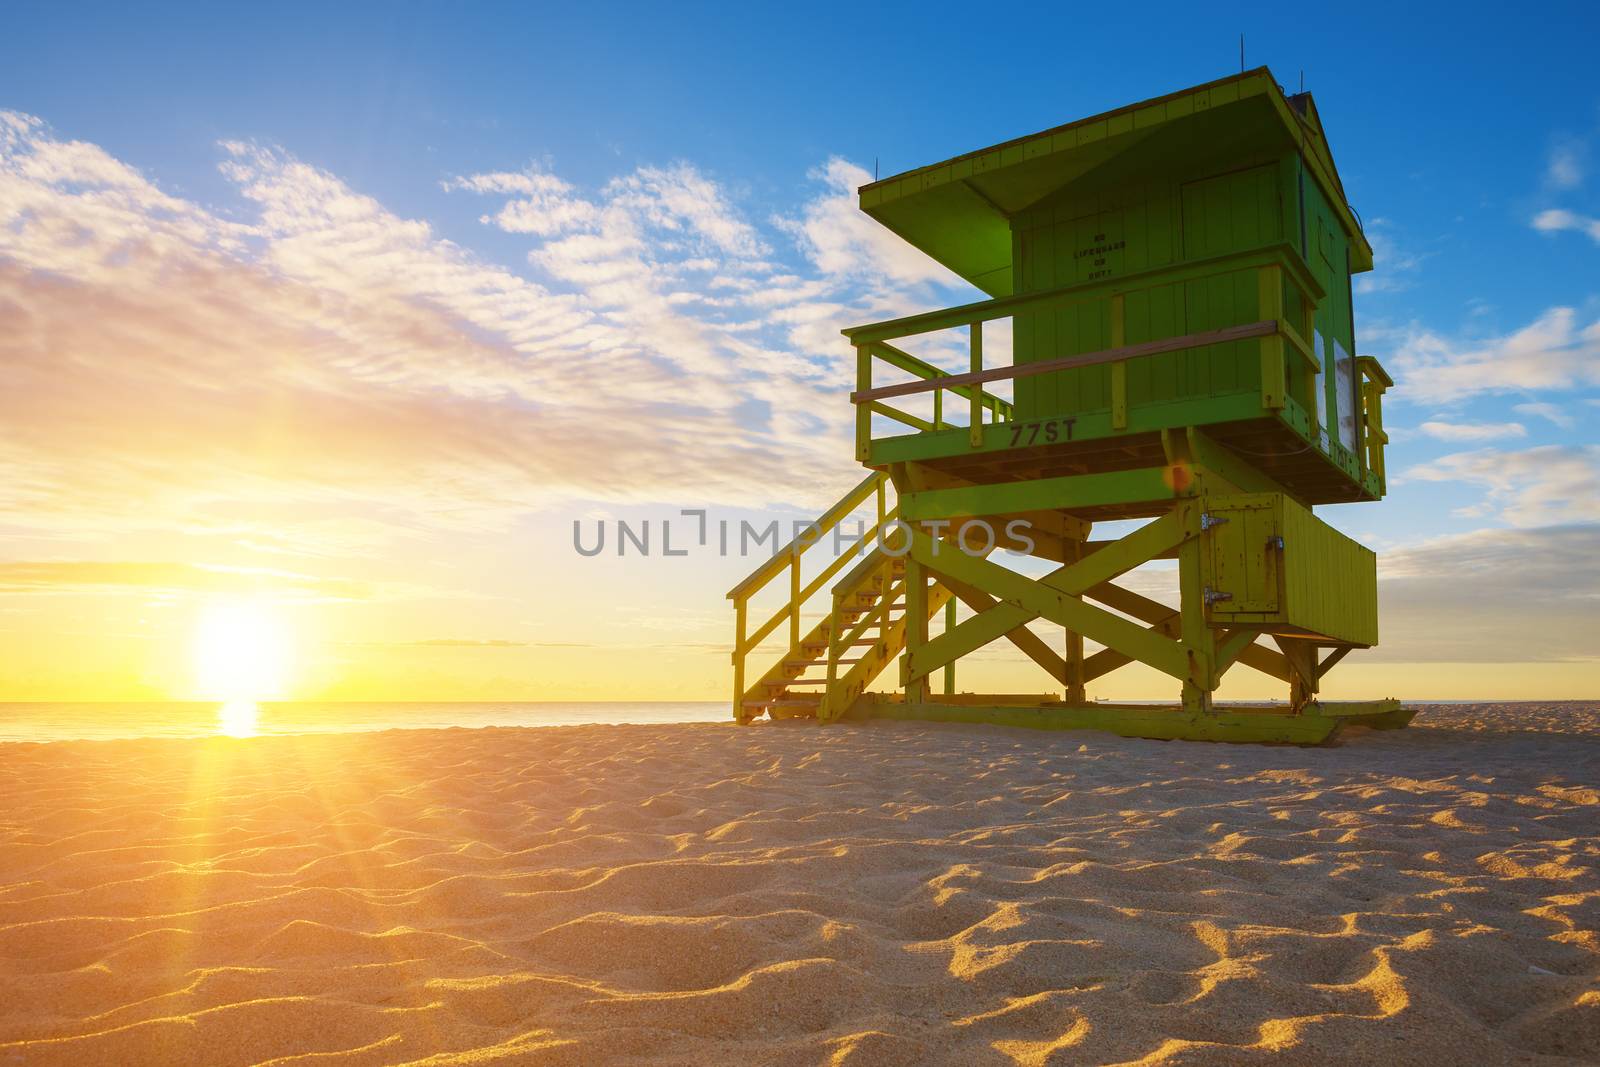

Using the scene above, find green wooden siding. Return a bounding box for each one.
[1011,163,1289,421]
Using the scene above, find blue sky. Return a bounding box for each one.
[2,2,1597,699]
[12,1,1599,346]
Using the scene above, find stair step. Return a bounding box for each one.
[786,661,866,677]
[780,656,866,671]
[801,639,882,650]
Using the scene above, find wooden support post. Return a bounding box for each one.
[1063,535,1087,703]
[855,345,872,461]
[968,322,984,447]
[789,552,801,649]
[826,590,842,708]
[903,554,930,703]
[942,596,956,696]
[1109,293,1128,431]
[1176,502,1216,713]
[733,600,747,722]
[1274,636,1320,711]
[1258,265,1286,410]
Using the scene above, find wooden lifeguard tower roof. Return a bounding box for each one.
[859,67,1373,297]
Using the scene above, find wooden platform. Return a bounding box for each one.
[870,404,1378,519]
[842,695,1416,745]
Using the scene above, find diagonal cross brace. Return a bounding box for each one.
[1086,580,1292,683]
[904,510,1194,684]
[938,573,1069,683]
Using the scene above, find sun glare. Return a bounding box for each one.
[216,699,260,737]
[191,599,293,734]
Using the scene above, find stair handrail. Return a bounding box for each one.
[728,470,897,720]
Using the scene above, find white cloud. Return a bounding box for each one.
[1532,208,1600,244]
[1418,420,1526,442]
[1386,306,1600,403]
[1369,525,1600,663]
[1512,401,1576,429]
[775,157,968,290]
[0,112,989,562]
[608,164,767,259]
[1353,218,1426,295]
[1547,140,1585,190]
[1401,445,1600,526]
[445,167,600,237]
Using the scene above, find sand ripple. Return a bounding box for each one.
[1,703,1598,1064]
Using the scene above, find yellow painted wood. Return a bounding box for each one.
[1200,492,1378,645]
[844,698,1347,745]
[906,512,1187,677]
[943,597,957,695]
[969,321,984,447]
[940,572,1068,682]
[818,578,954,722]
[903,554,930,703]
[907,526,1192,683]
[732,600,747,723]
[1177,502,1215,709]
[855,345,871,462]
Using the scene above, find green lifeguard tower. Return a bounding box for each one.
[728,68,1410,743]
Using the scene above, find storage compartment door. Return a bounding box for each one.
[1205,497,1281,616]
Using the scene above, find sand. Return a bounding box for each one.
[0,704,1597,1066]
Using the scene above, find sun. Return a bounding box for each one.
[190,598,293,723]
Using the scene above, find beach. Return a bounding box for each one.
[1,704,1597,1065]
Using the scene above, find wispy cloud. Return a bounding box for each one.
[1546,137,1586,191]
[1371,525,1600,663]
[1385,306,1600,403]
[1532,208,1600,245]
[442,167,601,236]
[0,113,965,565]
[1512,401,1576,429]
[775,158,967,289]
[1400,444,1600,526]
[0,561,368,599]
[1353,217,1427,295]
[1418,420,1526,442]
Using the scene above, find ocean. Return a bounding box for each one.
[0,702,728,743]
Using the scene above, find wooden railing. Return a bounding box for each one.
[1357,355,1393,485]
[850,337,1015,461]
[726,470,897,716]
[842,244,1329,459]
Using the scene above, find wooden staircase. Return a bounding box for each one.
[729,471,956,724]
[739,548,954,722]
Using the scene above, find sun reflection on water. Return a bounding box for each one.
[217,700,260,737]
